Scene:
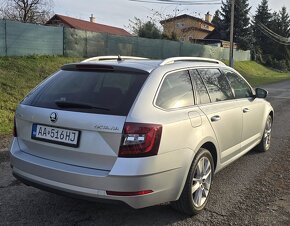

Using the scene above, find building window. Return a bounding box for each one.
[201,24,209,30]
[176,23,185,29]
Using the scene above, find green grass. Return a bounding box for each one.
[234,61,290,86]
[0,56,82,135]
[0,57,290,135]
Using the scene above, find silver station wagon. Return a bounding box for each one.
[10,56,273,215]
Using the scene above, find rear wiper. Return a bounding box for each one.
[55,100,110,111]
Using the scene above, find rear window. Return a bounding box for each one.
[22,70,148,116]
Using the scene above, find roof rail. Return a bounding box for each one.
[82,55,148,62]
[160,57,225,66]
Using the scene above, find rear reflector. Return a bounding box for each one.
[13,116,17,137]
[106,190,153,196]
[118,122,162,158]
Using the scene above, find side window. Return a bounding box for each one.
[156,70,194,109]
[224,70,253,98]
[198,68,234,102]
[189,69,211,104]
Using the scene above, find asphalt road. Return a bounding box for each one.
[0,80,290,226]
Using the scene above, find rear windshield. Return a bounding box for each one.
[22,70,148,116]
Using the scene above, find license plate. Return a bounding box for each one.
[31,124,80,147]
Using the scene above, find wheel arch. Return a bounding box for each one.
[200,142,218,171]
[269,110,274,122]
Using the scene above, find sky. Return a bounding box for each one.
[53,0,290,31]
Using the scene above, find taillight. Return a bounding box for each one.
[13,116,17,137]
[118,123,162,158]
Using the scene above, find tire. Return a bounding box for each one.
[256,115,272,152]
[171,148,214,216]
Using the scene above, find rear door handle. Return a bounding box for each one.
[211,115,221,122]
[243,108,250,113]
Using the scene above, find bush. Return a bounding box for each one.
[260,55,289,72]
[276,60,288,71]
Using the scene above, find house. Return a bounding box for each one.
[46,14,131,36]
[198,29,238,49]
[160,12,215,42]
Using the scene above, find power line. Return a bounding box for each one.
[129,0,221,5]
[233,2,290,45]
[249,14,290,44]
[255,23,290,45]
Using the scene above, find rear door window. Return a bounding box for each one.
[198,68,234,102]
[156,70,194,109]
[22,70,148,116]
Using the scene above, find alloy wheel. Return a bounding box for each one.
[191,156,212,208]
[263,117,272,150]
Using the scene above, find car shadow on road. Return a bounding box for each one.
[12,190,193,225]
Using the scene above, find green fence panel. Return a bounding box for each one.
[221,48,230,60]
[6,20,63,56]
[86,32,108,57]
[180,42,203,57]
[162,40,181,58]
[136,37,163,59]
[107,35,137,56]
[64,28,87,57]
[201,45,224,59]
[0,20,5,56]
[0,19,251,61]
[234,50,251,61]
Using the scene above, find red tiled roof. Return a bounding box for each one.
[46,14,131,36]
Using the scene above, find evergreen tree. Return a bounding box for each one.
[220,0,252,50]
[211,10,223,31]
[253,0,272,55]
[128,18,162,39]
[277,7,290,37]
[269,7,290,62]
[138,21,162,39]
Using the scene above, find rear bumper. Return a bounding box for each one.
[10,138,193,209]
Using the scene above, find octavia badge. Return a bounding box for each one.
[50,112,58,123]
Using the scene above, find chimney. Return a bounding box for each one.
[90,14,96,23]
[205,12,212,23]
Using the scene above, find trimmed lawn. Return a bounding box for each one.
[0,56,82,135]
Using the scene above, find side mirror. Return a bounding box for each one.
[255,88,268,98]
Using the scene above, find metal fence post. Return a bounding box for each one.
[62,26,65,56]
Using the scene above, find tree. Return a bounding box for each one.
[128,17,162,39]
[127,7,183,39]
[269,7,290,62]
[220,0,252,50]
[127,17,144,36]
[0,0,53,24]
[138,21,162,39]
[211,9,223,31]
[253,0,272,55]
[275,7,290,37]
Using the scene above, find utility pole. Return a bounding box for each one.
[229,0,235,68]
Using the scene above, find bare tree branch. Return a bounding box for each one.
[0,0,54,24]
